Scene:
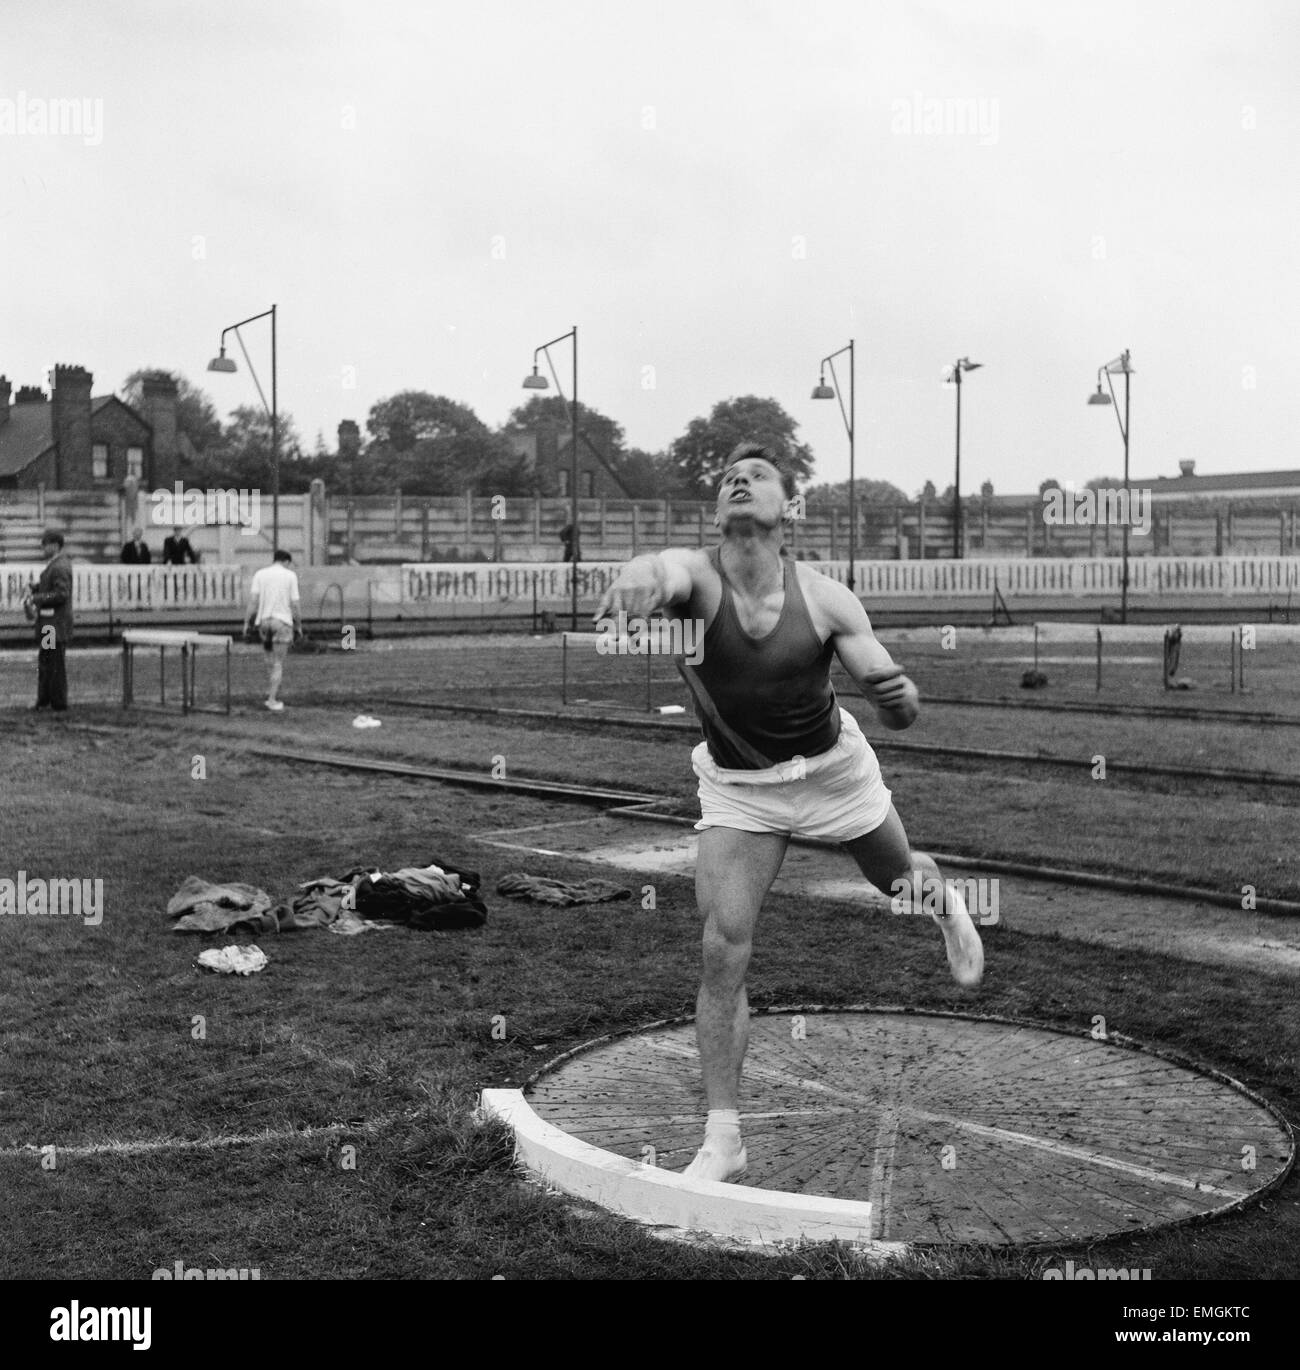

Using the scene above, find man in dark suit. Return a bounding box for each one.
[162,526,200,565]
[23,529,74,712]
[120,527,152,564]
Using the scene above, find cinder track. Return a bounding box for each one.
[367,695,1300,795]
[46,713,1300,916]
[234,733,1300,918]
[922,693,1300,727]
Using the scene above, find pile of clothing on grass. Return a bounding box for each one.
[167,864,636,938]
[166,858,489,936]
[494,873,633,907]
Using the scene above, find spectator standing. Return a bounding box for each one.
[120,527,152,564]
[162,526,200,565]
[24,530,74,712]
[242,549,301,712]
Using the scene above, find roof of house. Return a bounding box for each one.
[939,471,1300,507]
[0,393,147,478]
[555,428,634,498]
[92,393,152,434]
[0,401,55,478]
[1136,469,1300,494]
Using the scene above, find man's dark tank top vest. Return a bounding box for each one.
[678,546,840,769]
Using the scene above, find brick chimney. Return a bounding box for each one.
[1178,460,1195,478]
[140,370,180,487]
[15,385,47,404]
[338,419,361,494]
[51,364,94,487]
[0,375,10,426]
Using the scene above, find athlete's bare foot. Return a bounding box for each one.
[682,1137,747,1183]
[934,884,984,988]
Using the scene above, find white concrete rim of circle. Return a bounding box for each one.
[478,1087,908,1255]
[480,1003,1296,1252]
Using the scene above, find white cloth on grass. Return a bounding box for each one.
[197,945,268,975]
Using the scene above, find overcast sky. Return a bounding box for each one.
[3,0,1297,496]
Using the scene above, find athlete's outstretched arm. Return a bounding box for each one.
[823,581,920,730]
[594,548,698,622]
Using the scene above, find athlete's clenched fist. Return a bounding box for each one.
[861,665,920,730]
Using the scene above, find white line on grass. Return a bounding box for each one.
[0,1109,425,1160]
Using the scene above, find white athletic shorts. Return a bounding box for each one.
[692,707,893,842]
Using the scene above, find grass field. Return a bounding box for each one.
[1,632,1297,1280]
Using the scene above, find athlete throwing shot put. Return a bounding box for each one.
[595,442,984,1184]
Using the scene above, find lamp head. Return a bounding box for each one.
[958,357,983,371]
[1087,385,1112,406]
[521,369,548,390]
[208,350,237,374]
[811,380,835,400]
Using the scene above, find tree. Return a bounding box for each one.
[366,391,514,495]
[503,395,626,458]
[121,369,223,468]
[667,396,814,499]
[804,477,908,506]
[188,405,309,492]
[921,480,937,500]
[1085,475,1123,489]
[1039,478,1062,495]
[606,447,684,499]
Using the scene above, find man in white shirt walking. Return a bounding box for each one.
[243,549,302,711]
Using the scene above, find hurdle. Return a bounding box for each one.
[562,629,656,712]
[121,629,233,714]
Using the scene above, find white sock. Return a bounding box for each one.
[704,1108,741,1146]
[684,1109,747,1181]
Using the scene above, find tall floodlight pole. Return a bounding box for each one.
[1086,349,1134,623]
[209,305,278,552]
[523,326,579,628]
[947,357,982,559]
[811,340,856,589]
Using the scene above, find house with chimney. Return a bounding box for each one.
[0,365,180,490]
[505,428,633,499]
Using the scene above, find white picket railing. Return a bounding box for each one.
[816,555,1300,596]
[4,555,1297,618]
[399,556,1300,603]
[1,565,244,614]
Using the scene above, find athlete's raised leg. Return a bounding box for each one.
[684,825,789,1181]
[843,805,983,988]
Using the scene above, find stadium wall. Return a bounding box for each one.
[2,486,1298,566]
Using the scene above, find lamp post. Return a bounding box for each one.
[1086,349,1133,623]
[811,340,855,589]
[523,325,579,629]
[208,305,278,552]
[947,357,982,559]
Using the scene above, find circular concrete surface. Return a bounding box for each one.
[526,1008,1294,1246]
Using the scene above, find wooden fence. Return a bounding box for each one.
[2,554,1297,619]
